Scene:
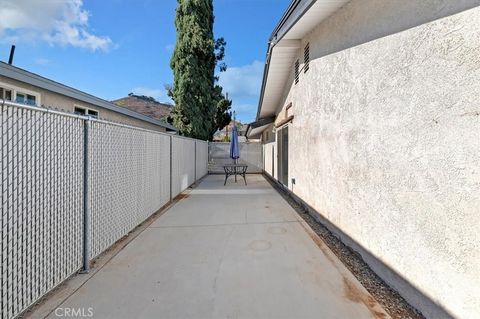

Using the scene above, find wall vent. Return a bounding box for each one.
[294,59,300,85]
[304,43,310,73]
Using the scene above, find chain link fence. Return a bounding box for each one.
[0,101,208,319]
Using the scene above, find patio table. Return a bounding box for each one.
[223,164,248,185]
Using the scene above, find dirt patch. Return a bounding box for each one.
[343,278,388,319]
[299,223,337,266]
[301,222,389,319]
[265,175,425,319]
[175,193,190,200]
[343,277,364,303]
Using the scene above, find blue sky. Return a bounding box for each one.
[0,0,290,123]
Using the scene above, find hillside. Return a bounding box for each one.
[112,93,172,121]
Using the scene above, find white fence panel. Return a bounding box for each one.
[1,104,84,319]
[195,141,208,181]
[88,122,171,258]
[208,142,263,173]
[171,136,195,197]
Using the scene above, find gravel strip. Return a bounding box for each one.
[266,176,425,319]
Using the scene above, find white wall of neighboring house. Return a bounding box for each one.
[265,1,480,318]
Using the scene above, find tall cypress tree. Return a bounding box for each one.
[209,37,232,140]
[169,0,216,140]
[169,0,232,140]
[210,84,232,140]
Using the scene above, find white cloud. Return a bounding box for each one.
[217,60,264,123]
[0,0,112,51]
[165,43,174,52]
[219,60,264,98]
[131,87,172,104]
[34,58,50,66]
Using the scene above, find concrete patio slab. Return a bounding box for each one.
[36,175,389,319]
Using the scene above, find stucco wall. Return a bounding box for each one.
[263,141,275,177]
[0,75,167,132]
[274,2,480,318]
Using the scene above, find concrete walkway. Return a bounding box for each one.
[40,175,389,319]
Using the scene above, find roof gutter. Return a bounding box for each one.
[255,0,317,121]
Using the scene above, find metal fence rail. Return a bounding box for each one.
[0,101,208,319]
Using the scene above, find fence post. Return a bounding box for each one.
[81,118,90,273]
[194,140,197,182]
[169,135,173,201]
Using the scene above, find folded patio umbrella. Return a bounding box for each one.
[230,126,240,164]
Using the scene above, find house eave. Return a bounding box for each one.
[246,116,275,138]
[255,0,350,135]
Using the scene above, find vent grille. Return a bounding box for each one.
[304,43,310,73]
[294,59,300,85]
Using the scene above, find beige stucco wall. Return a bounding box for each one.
[262,124,276,178]
[270,1,480,318]
[263,142,275,177]
[0,75,166,132]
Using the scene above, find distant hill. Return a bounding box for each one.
[112,93,173,121]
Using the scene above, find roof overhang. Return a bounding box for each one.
[246,124,270,140]
[254,0,350,132]
[245,116,275,139]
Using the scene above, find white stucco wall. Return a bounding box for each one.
[273,1,480,318]
[263,142,275,177]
